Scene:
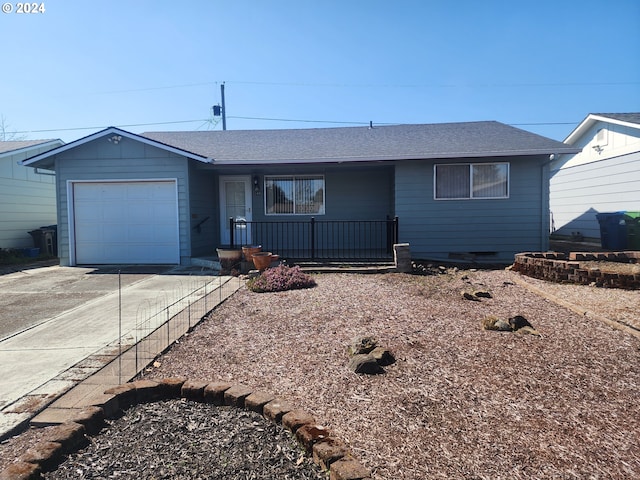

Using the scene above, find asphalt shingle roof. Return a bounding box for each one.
[0,139,59,155]
[593,113,640,125]
[143,121,578,164]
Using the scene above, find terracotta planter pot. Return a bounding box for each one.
[252,252,272,271]
[242,245,262,263]
[216,248,242,270]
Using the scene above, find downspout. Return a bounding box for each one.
[540,154,555,251]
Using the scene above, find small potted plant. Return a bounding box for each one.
[242,245,262,266]
[251,252,272,271]
[216,247,242,270]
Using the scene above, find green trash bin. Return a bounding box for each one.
[625,212,640,250]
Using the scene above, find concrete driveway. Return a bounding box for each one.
[0,264,235,438]
[0,265,166,340]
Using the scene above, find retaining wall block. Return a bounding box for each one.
[263,398,294,424]
[203,382,232,405]
[282,409,315,433]
[244,391,275,414]
[103,383,136,411]
[19,441,62,472]
[296,424,331,451]
[223,385,254,408]
[43,422,87,454]
[69,406,104,436]
[329,457,372,480]
[180,380,208,401]
[157,377,186,398]
[0,461,41,480]
[313,438,351,471]
[131,379,162,403]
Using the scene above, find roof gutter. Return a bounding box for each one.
[209,148,582,166]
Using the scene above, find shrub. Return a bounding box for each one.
[246,264,317,293]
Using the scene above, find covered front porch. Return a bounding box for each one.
[188,162,397,267]
[191,216,400,271]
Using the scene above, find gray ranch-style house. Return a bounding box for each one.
[21,122,579,266]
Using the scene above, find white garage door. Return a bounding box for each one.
[73,181,179,264]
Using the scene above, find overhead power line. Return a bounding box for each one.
[88,79,640,95]
[12,116,579,136]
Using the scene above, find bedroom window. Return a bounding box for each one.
[265,175,325,215]
[435,163,509,199]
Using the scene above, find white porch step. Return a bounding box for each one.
[191,257,222,270]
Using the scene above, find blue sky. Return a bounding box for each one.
[1,0,638,143]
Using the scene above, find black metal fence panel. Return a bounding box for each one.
[230,217,398,261]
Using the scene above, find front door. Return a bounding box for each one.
[219,176,252,246]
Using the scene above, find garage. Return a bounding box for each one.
[72,181,180,264]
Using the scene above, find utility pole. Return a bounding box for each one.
[212,82,227,130]
[220,82,227,130]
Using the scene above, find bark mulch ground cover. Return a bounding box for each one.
[1,267,639,479]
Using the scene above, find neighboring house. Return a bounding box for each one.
[549,113,640,242]
[0,139,64,250]
[21,122,577,266]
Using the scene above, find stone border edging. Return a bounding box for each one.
[0,378,371,480]
[512,251,640,289]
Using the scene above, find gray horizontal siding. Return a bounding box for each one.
[54,140,190,265]
[188,165,217,256]
[396,157,546,262]
[0,150,56,249]
[251,166,394,221]
[550,152,640,239]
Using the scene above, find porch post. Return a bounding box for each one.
[394,216,399,245]
[310,217,315,260]
[229,217,235,248]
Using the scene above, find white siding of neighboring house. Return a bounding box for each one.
[0,144,59,249]
[550,121,640,240]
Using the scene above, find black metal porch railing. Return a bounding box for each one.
[229,216,399,261]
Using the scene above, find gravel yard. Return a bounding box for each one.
[2,268,639,479]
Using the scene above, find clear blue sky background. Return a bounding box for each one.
[1,0,638,143]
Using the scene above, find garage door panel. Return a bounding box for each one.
[103,204,127,222]
[127,224,157,243]
[154,224,179,240]
[102,225,128,242]
[76,227,103,243]
[73,181,179,264]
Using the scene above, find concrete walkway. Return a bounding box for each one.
[0,266,242,440]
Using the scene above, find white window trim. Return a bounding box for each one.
[433,162,510,200]
[264,174,326,216]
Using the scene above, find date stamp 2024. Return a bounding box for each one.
[2,2,45,14]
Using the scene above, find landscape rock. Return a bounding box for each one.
[515,325,541,336]
[348,336,378,356]
[461,291,478,301]
[473,290,492,298]
[508,315,534,331]
[370,346,396,366]
[348,354,384,374]
[481,316,512,331]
